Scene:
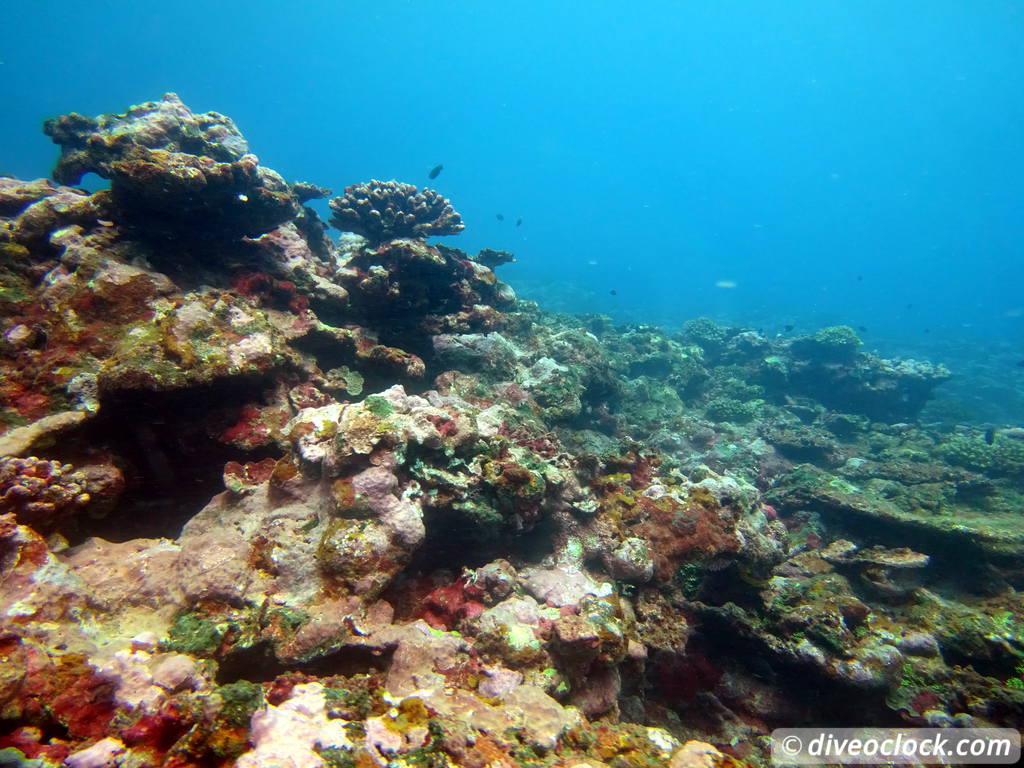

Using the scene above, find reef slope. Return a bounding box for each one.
[2,95,1023,768]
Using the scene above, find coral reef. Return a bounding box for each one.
[2,95,1023,767]
[43,93,297,242]
[44,93,250,184]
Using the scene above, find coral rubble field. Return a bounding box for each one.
[2,95,1024,767]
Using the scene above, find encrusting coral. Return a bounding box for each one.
[2,94,1024,767]
[328,179,465,244]
[0,456,90,534]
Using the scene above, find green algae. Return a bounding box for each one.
[363,394,394,418]
[316,747,356,768]
[217,680,264,727]
[323,686,376,720]
[271,606,309,632]
[0,747,44,768]
[399,719,450,767]
[676,562,705,599]
[162,611,225,656]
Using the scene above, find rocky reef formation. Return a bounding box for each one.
[2,95,1023,768]
[44,93,297,242]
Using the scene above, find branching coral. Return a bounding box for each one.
[328,180,464,244]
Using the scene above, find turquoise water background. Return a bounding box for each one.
[3,0,1022,419]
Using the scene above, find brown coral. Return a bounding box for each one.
[106,146,297,239]
[0,456,90,534]
[328,180,464,244]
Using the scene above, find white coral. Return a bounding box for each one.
[236,682,351,768]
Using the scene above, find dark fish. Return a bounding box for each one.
[496,213,504,221]
[1016,360,1024,368]
[610,289,618,296]
[984,428,997,445]
[906,303,914,310]
[856,275,863,281]
[923,328,930,334]
[428,164,443,179]
[783,324,794,332]
[857,325,868,332]
[516,218,523,227]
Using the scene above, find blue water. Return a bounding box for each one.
[4,0,1023,419]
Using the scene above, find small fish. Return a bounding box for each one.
[984,428,997,445]
[857,325,868,332]
[428,164,443,179]
[856,275,863,281]
[714,279,737,289]
[923,328,931,334]
[906,303,914,310]
[610,289,618,296]
[516,218,522,227]
[783,324,794,332]
[1016,360,1024,368]
[496,213,504,221]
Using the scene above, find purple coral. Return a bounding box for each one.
[328,179,464,244]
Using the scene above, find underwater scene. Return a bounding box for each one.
[2,2,1024,766]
